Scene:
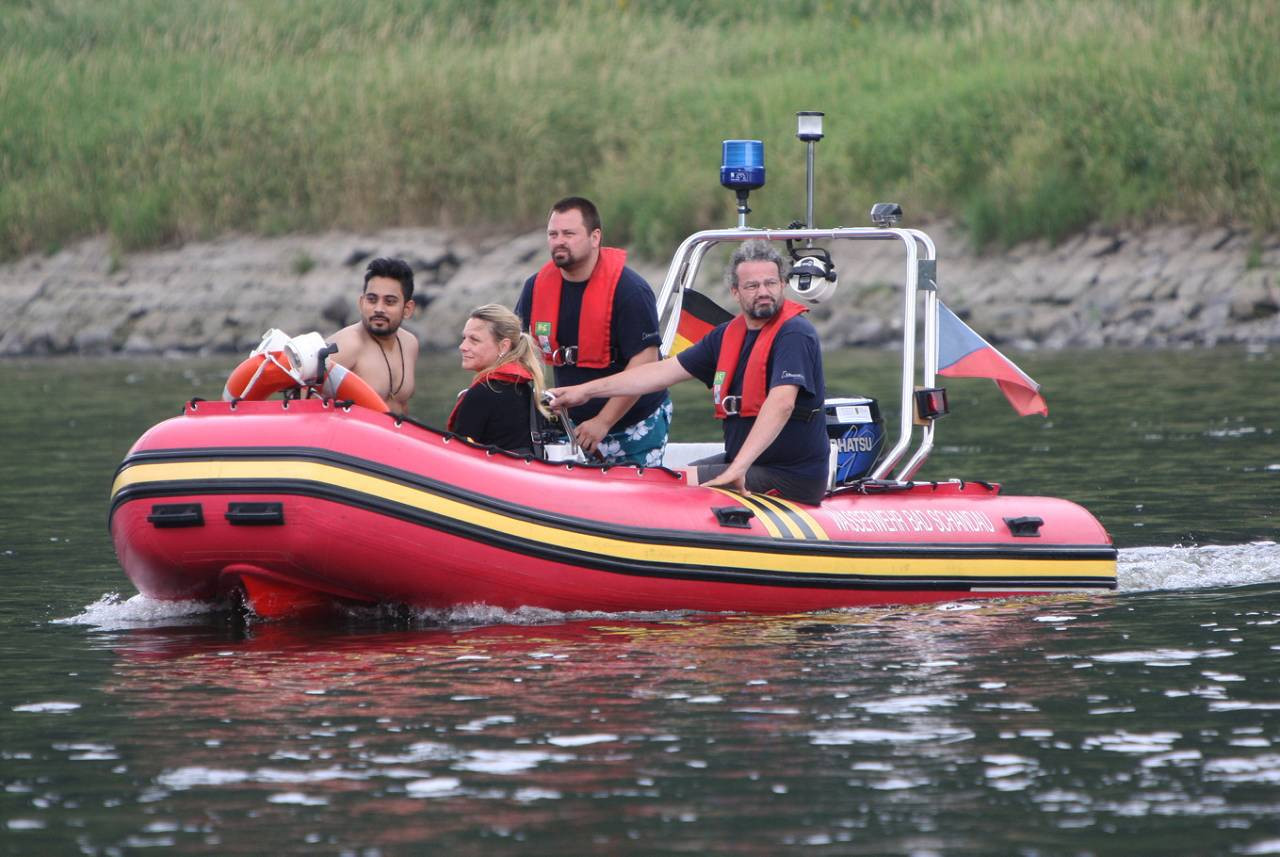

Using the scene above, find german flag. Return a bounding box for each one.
[671,289,734,355]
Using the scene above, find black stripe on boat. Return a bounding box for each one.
[109,449,1117,591]
[110,446,1117,564]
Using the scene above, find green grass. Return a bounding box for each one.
[1,0,1276,260]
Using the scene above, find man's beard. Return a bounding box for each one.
[551,246,581,270]
[746,298,779,321]
[363,316,399,338]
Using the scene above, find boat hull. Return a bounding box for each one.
[109,400,1117,615]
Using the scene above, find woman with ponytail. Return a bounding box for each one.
[448,304,551,454]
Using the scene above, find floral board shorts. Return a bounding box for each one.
[589,397,673,467]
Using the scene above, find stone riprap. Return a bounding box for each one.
[0,222,1275,357]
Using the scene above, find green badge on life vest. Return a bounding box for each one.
[536,321,551,337]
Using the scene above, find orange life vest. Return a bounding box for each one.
[529,247,626,368]
[712,300,809,419]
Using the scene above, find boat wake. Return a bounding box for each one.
[55,590,694,632]
[64,542,1280,631]
[1117,541,1280,592]
[361,602,695,628]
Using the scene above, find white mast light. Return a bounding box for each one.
[796,111,824,142]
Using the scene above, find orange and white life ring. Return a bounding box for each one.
[319,363,388,413]
[222,329,298,402]
[222,351,298,401]
[222,329,388,413]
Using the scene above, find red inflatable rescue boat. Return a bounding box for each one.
[109,123,1117,617]
[110,396,1114,618]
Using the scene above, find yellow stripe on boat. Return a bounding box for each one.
[773,496,829,541]
[111,460,1115,582]
[707,489,786,538]
[740,494,806,539]
[751,494,830,541]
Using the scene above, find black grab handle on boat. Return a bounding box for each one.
[713,506,755,529]
[226,502,286,526]
[147,503,205,528]
[1004,515,1044,537]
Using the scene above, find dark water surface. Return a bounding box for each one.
[2,348,1278,856]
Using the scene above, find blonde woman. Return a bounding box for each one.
[448,304,551,454]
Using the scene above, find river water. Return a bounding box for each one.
[2,347,1278,856]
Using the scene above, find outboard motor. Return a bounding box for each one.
[824,397,885,484]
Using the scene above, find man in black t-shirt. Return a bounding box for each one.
[515,197,670,466]
[547,240,828,504]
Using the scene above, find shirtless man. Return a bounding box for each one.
[328,257,420,413]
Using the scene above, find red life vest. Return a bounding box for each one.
[712,300,809,419]
[446,362,534,432]
[529,247,626,368]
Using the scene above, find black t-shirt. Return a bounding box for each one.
[516,265,667,429]
[676,315,828,482]
[450,380,535,454]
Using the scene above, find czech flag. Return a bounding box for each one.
[670,289,734,355]
[938,301,1048,417]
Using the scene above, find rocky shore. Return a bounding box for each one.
[1,221,1276,358]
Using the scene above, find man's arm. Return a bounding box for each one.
[571,346,659,454]
[701,384,799,495]
[549,353,693,410]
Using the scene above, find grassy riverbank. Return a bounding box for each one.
[1,0,1275,259]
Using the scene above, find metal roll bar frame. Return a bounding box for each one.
[655,226,939,483]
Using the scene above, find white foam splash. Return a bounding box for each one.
[157,767,249,789]
[405,777,462,797]
[546,734,618,747]
[54,592,222,630]
[512,787,562,802]
[6,820,46,831]
[406,602,695,627]
[1203,754,1280,785]
[1081,730,1181,754]
[1118,541,1280,592]
[809,727,975,745]
[157,765,363,790]
[267,792,328,806]
[451,749,572,775]
[856,694,956,715]
[362,742,453,765]
[455,715,516,733]
[12,702,80,714]
[1090,648,1233,665]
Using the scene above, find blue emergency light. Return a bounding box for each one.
[720,140,765,191]
[721,139,764,227]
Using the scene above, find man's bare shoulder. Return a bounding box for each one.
[399,328,420,354]
[328,323,365,344]
[328,324,369,366]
